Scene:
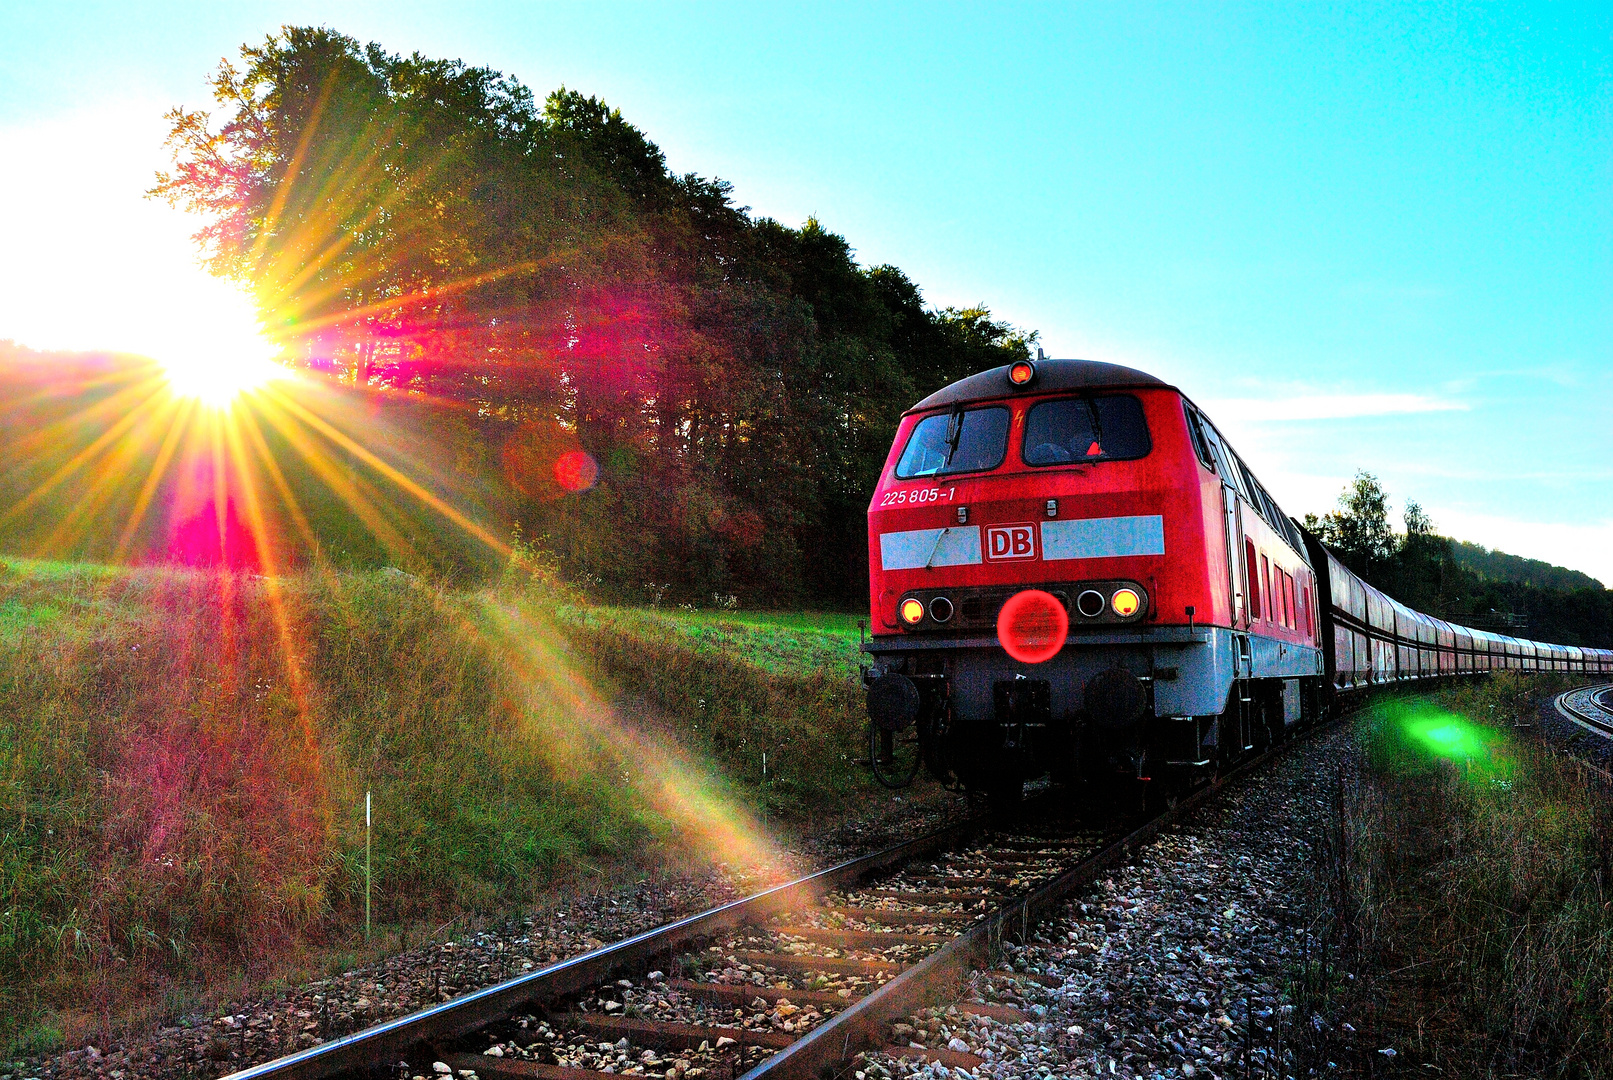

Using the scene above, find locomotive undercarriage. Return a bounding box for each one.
[864,634,1323,812]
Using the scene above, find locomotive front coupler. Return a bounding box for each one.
[992,673,1051,753]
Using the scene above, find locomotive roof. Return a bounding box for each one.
[909,358,1173,412]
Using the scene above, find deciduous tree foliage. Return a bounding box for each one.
[154,28,1034,604]
[1305,474,1612,647]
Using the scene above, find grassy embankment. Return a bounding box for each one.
[1307,675,1613,1076]
[0,557,871,1055]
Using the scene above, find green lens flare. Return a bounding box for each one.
[1376,702,1515,785]
[1404,714,1493,759]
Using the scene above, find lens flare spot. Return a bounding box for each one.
[1402,710,1497,761]
[1376,703,1515,785]
[554,450,599,493]
[997,588,1069,664]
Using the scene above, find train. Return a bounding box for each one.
[860,356,1613,808]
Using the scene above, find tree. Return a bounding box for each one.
[1305,472,1613,646]
[1311,471,1396,577]
[1402,500,1433,538]
[151,28,1035,605]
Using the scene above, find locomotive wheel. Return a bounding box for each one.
[868,723,922,789]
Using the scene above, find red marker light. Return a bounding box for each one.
[996,589,1069,664]
[1007,360,1036,387]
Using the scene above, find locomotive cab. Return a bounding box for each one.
[863,358,1324,807]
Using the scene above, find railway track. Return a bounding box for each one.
[1555,682,1613,738]
[219,736,1314,1080]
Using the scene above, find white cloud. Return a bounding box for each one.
[1199,392,1468,423]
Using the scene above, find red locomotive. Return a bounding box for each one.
[862,357,1613,808]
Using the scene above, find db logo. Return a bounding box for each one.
[986,523,1037,561]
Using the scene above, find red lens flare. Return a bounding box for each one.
[554,450,599,493]
[996,588,1070,664]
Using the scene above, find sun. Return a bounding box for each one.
[161,350,282,406]
[156,286,286,406]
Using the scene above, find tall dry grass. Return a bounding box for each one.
[1321,675,1613,1077]
[556,603,866,819]
[0,560,866,1052]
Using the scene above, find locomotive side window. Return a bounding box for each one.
[1203,424,1250,501]
[1281,515,1303,554]
[1022,395,1151,466]
[1260,554,1272,623]
[1184,405,1217,471]
[1257,486,1283,534]
[1245,538,1261,619]
[1276,503,1304,553]
[894,406,1010,478]
[1237,459,1263,510]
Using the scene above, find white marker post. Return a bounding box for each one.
[365,791,372,943]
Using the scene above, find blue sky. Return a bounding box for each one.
[2,2,1609,580]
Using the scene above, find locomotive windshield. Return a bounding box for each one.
[895,406,1010,478]
[1022,394,1151,466]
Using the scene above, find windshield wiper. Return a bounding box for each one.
[942,405,966,469]
[1084,396,1105,456]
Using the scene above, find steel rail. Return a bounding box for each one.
[1550,683,1613,790]
[1555,683,1613,739]
[739,722,1328,1080]
[222,718,1334,1080]
[215,814,992,1080]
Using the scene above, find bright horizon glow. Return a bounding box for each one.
[0,105,275,363]
[0,103,287,407]
[161,348,284,406]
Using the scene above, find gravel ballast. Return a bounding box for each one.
[862,727,1350,1080]
[4,787,976,1080]
[7,723,1354,1080]
[1534,683,1613,774]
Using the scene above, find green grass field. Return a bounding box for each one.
[0,557,871,1054]
[570,604,864,678]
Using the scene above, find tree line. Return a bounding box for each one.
[1305,472,1612,648]
[148,27,1034,607]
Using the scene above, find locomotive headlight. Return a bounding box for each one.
[1110,588,1141,617]
[1075,589,1106,618]
[1008,360,1036,387]
[900,597,926,626]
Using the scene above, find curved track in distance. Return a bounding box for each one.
[1555,683,1613,738]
